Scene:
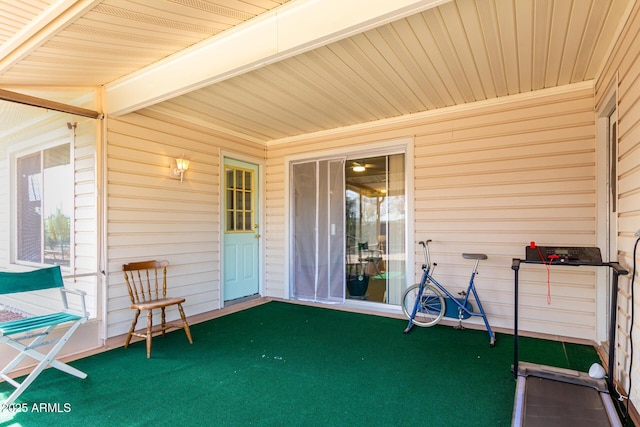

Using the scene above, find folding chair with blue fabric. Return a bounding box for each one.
[0,266,89,405]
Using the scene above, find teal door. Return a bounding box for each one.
[223,158,260,301]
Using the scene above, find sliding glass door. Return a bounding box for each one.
[290,152,405,306]
[345,154,405,304]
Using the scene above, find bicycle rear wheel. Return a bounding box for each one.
[401,283,445,327]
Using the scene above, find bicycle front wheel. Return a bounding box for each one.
[401,283,445,327]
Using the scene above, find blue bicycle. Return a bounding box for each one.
[402,240,496,347]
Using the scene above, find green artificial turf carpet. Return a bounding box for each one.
[0,301,601,426]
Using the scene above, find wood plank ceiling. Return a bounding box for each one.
[0,0,633,144]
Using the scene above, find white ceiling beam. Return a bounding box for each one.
[104,0,452,116]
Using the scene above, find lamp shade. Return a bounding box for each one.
[176,158,190,171]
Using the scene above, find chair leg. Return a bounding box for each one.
[161,307,167,337]
[146,310,153,358]
[1,321,87,405]
[0,328,56,394]
[125,309,141,348]
[177,304,193,344]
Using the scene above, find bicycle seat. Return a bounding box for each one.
[462,253,487,260]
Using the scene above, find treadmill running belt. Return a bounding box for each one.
[523,377,612,426]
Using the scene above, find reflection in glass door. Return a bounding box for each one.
[345,154,405,304]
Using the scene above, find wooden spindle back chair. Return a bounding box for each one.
[122,260,192,358]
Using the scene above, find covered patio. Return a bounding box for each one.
[1,0,640,424]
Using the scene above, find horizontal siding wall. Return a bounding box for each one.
[71,119,100,319]
[595,0,640,412]
[266,83,598,340]
[414,88,598,339]
[105,110,264,338]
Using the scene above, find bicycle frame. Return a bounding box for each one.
[421,265,491,324]
[405,240,496,346]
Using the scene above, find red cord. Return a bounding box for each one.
[536,247,554,304]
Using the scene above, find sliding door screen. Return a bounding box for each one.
[290,159,345,303]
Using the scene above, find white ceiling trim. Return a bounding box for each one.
[104,0,452,117]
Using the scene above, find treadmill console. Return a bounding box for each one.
[525,244,603,265]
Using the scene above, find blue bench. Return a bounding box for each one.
[0,266,88,405]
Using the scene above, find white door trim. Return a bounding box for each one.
[595,79,618,344]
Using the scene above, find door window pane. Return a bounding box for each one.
[225,166,254,233]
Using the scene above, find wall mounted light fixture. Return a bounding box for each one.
[172,156,190,183]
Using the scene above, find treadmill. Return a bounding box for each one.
[511,244,628,427]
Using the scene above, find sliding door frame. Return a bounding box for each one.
[283,137,414,312]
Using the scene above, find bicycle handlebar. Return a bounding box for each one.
[419,240,432,271]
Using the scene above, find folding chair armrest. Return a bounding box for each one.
[59,287,89,318]
[61,287,87,296]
